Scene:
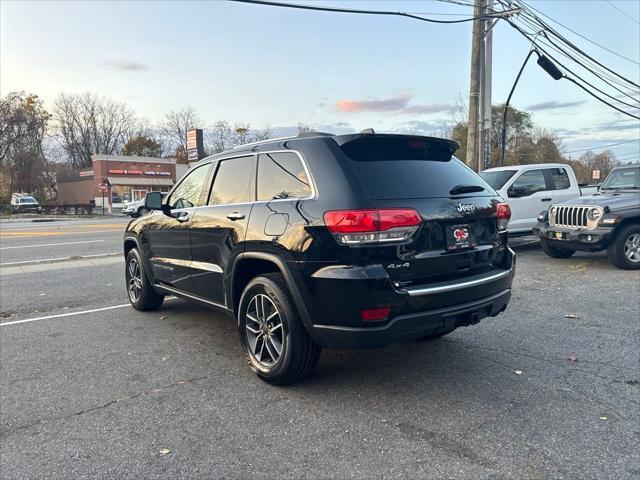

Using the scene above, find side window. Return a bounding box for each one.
[167,163,210,209]
[549,168,570,190]
[257,152,312,201]
[209,156,256,205]
[508,169,547,198]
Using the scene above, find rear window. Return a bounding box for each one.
[342,138,493,199]
[480,170,516,190]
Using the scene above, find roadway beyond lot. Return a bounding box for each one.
[1,219,639,479]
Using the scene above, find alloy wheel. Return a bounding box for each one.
[624,233,640,263]
[127,257,143,302]
[245,294,284,367]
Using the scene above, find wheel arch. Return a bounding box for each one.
[124,236,139,257]
[230,252,312,327]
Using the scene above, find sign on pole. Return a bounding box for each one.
[186,128,204,162]
[98,182,110,216]
[592,169,601,181]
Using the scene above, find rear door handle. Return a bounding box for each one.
[541,198,552,202]
[227,212,246,221]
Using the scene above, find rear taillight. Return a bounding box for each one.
[497,202,511,231]
[323,208,421,245]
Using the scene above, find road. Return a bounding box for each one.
[1,218,638,479]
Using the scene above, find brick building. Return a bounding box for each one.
[57,154,182,208]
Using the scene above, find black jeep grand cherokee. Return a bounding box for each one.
[123,133,515,384]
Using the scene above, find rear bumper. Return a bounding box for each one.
[533,223,614,251]
[298,247,516,349]
[309,288,511,348]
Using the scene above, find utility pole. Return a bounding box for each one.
[468,1,520,171]
[480,0,494,172]
[465,0,483,171]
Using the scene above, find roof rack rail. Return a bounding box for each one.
[232,135,298,150]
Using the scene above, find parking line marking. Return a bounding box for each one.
[0,304,131,327]
[0,252,121,267]
[0,297,179,327]
[0,240,106,250]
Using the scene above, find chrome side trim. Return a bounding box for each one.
[401,268,512,296]
[152,257,191,268]
[154,283,229,310]
[190,260,223,273]
[151,257,223,273]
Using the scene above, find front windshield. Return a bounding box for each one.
[19,197,37,204]
[600,167,640,190]
[480,170,516,190]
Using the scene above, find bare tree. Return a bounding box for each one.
[207,120,231,154]
[160,106,201,163]
[297,122,314,135]
[53,93,138,168]
[252,125,274,142]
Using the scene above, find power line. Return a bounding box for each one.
[511,0,640,86]
[512,17,640,106]
[504,19,640,119]
[564,138,640,154]
[606,0,640,25]
[505,139,640,157]
[228,0,501,24]
[513,11,640,99]
[508,0,639,66]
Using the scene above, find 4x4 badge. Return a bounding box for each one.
[456,203,476,214]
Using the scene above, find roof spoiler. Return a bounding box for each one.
[333,133,460,154]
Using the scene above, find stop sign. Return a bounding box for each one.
[98,182,109,193]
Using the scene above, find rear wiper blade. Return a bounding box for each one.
[449,184,485,195]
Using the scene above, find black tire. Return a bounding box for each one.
[418,327,456,341]
[607,224,640,270]
[238,273,321,385]
[125,248,164,310]
[540,238,576,258]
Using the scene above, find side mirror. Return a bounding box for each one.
[145,191,164,210]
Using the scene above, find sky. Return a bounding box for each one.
[1,0,639,160]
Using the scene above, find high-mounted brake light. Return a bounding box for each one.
[496,202,511,231]
[324,208,421,245]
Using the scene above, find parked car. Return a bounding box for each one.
[481,164,598,234]
[123,193,166,217]
[10,193,43,213]
[533,164,640,269]
[123,132,516,384]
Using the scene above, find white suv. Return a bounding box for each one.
[123,193,166,217]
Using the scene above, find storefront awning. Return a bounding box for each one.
[107,176,174,186]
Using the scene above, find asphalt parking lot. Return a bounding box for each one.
[1,218,638,479]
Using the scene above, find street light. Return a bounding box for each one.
[500,51,563,166]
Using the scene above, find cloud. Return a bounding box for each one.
[525,100,587,111]
[335,92,453,115]
[336,92,412,113]
[101,60,149,71]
